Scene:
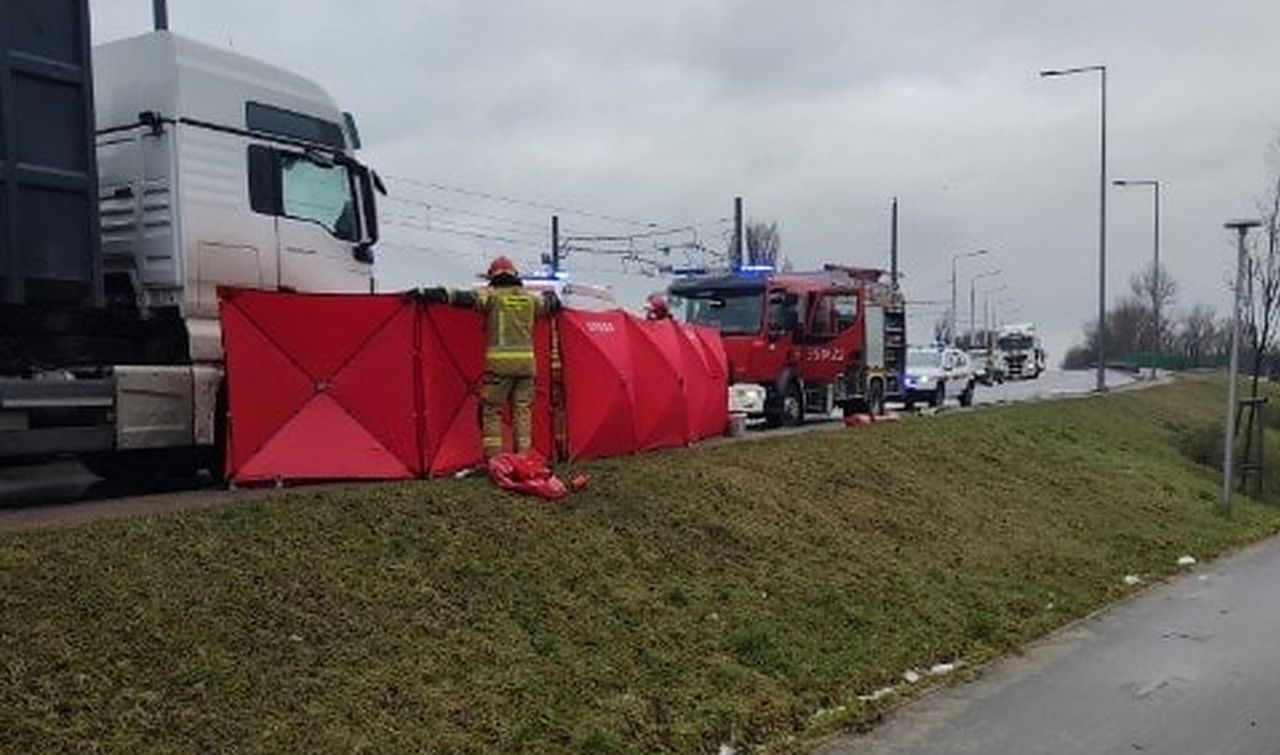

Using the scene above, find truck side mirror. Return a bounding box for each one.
[352,163,379,264]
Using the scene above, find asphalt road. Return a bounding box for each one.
[970,368,1139,406]
[814,537,1280,755]
[0,369,1147,516]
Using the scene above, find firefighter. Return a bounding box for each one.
[644,292,671,321]
[423,256,559,458]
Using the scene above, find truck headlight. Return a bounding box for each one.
[729,384,767,414]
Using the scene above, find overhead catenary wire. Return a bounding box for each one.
[383,195,549,231]
[380,211,551,241]
[382,219,547,251]
[381,173,661,229]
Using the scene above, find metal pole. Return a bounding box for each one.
[950,257,958,346]
[984,297,990,347]
[970,279,976,347]
[1040,65,1107,390]
[1222,220,1262,516]
[890,197,900,291]
[1152,182,1161,379]
[153,0,169,31]
[551,215,560,273]
[1097,67,1108,392]
[733,197,744,270]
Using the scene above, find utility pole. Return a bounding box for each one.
[551,215,560,274]
[950,250,989,347]
[153,0,169,30]
[970,270,1001,348]
[732,196,744,270]
[1222,219,1262,516]
[1114,179,1162,378]
[890,197,900,290]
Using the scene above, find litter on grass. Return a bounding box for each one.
[810,704,848,721]
[902,669,922,684]
[928,662,960,676]
[1123,574,1143,586]
[857,687,896,703]
[1177,555,1197,567]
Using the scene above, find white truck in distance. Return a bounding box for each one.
[996,323,1046,380]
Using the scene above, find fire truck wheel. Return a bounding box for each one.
[780,380,804,427]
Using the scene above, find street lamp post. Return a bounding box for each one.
[983,284,1010,348]
[951,249,989,346]
[1222,219,1262,517]
[1115,179,1162,378]
[1042,64,1107,391]
[970,269,1002,348]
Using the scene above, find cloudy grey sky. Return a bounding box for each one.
[92,1,1280,360]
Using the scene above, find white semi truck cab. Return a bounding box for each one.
[0,19,380,479]
[995,323,1046,380]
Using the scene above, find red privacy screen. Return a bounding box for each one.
[220,290,728,483]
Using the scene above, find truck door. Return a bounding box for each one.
[800,291,861,382]
[273,150,371,293]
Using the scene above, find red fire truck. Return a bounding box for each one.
[667,265,906,426]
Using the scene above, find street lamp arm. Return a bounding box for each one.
[1041,65,1105,77]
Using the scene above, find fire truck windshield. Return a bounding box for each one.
[669,291,764,335]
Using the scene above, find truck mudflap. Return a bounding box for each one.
[0,365,222,461]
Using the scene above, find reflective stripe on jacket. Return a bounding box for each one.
[472,286,546,376]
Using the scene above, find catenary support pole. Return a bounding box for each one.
[733,197,744,271]
[153,0,169,30]
[551,215,560,274]
[891,197,900,290]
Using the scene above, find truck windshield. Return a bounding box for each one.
[670,291,763,335]
[998,335,1033,350]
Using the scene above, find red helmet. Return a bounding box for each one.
[645,293,670,318]
[487,255,518,280]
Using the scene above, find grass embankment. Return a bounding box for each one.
[4,377,1280,754]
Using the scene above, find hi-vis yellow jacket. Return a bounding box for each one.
[451,286,550,376]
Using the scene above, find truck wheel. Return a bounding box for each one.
[779,380,804,427]
[765,379,804,428]
[931,383,946,408]
[959,381,975,408]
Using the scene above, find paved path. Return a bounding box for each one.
[814,537,1280,755]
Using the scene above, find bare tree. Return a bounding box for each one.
[1178,304,1221,367]
[1246,155,1280,394]
[744,221,781,267]
[1129,260,1177,356]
